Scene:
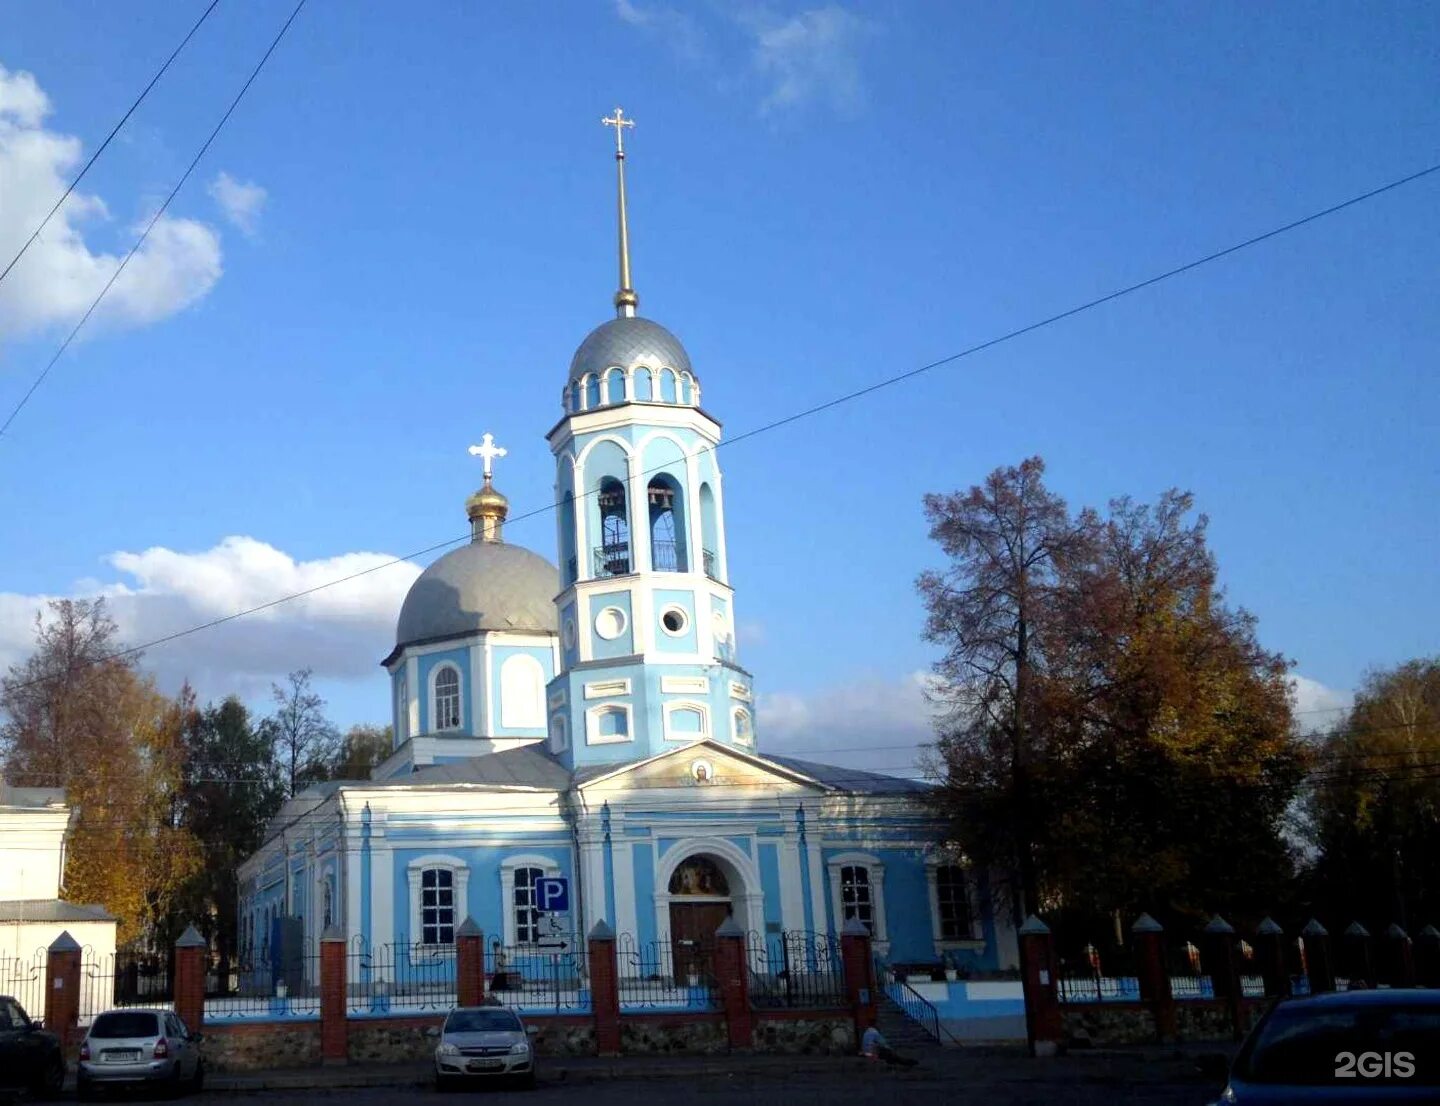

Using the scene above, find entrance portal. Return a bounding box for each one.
[666,855,732,984]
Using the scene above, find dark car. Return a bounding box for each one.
[0,994,65,1099]
[1213,988,1440,1104]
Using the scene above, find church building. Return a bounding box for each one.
[237,111,1017,979]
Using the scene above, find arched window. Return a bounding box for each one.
[699,482,719,579]
[420,867,455,945]
[839,866,873,932]
[732,708,752,746]
[660,368,678,403]
[605,367,626,404]
[668,856,729,896]
[648,475,688,571]
[513,866,544,944]
[596,476,630,576]
[433,665,462,731]
[569,381,581,413]
[322,877,335,929]
[395,675,408,741]
[584,373,601,410]
[549,716,568,754]
[933,865,974,941]
[560,490,577,585]
[664,701,709,742]
[680,372,694,404]
[634,367,653,401]
[588,704,631,745]
[499,655,546,729]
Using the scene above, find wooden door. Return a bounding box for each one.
[669,902,730,984]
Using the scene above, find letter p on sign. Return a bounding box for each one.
[537,877,569,913]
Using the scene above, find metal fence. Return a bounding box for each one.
[205,944,323,1019]
[485,942,590,1012]
[746,930,846,1009]
[616,934,718,1010]
[0,948,46,1020]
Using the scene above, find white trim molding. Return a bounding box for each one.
[926,859,984,954]
[586,702,634,746]
[428,661,464,733]
[584,678,631,699]
[499,653,547,729]
[827,851,889,954]
[500,854,562,947]
[660,675,709,694]
[652,837,763,945]
[405,854,470,948]
[731,706,754,747]
[662,700,710,742]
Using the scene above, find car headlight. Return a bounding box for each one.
[511,1041,530,1054]
[437,1042,459,1056]
[1214,1086,1237,1105]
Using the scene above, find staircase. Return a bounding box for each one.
[876,989,948,1050]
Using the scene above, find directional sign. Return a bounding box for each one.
[536,876,569,913]
[539,913,567,938]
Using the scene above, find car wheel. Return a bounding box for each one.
[32,1052,65,1100]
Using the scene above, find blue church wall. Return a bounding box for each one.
[632,843,656,946]
[417,647,472,735]
[758,844,783,931]
[559,601,579,668]
[652,587,697,653]
[587,590,633,659]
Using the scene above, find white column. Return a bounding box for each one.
[406,654,420,736]
[777,833,806,933]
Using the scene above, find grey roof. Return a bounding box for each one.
[394,540,558,651]
[0,900,115,923]
[568,316,693,385]
[0,784,67,808]
[761,754,932,795]
[402,744,572,790]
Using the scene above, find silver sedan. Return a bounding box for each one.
[77,1009,204,1099]
[430,1006,537,1089]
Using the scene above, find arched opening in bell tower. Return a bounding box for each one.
[597,477,631,576]
[648,475,688,572]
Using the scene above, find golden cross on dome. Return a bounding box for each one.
[601,107,639,317]
[602,106,634,157]
[467,432,507,478]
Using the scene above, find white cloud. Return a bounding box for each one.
[757,669,939,775]
[207,171,266,236]
[613,0,707,62]
[747,6,869,117]
[0,537,422,703]
[1289,674,1352,731]
[0,63,222,339]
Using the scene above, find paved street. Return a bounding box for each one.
[111,1052,1224,1106]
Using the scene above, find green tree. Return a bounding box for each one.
[326,723,393,780]
[0,599,200,945]
[261,669,340,796]
[1307,659,1440,930]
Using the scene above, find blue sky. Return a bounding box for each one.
[1,1,1436,774]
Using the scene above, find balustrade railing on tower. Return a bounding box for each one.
[592,542,631,577]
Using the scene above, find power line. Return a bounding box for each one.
[0,0,308,444]
[0,0,223,289]
[5,155,1440,683]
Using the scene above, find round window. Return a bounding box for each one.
[660,606,689,636]
[595,606,627,640]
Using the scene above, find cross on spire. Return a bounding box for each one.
[467,432,507,478]
[601,107,639,317]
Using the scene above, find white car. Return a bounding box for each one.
[77,1009,204,1099]
[430,1006,537,1089]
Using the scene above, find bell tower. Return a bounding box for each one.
[545,109,755,768]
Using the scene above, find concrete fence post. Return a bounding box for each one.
[1201,916,1243,1040]
[1302,920,1335,994]
[839,918,877,1043]
[587,921,621,1057]
[1019,915,1063,1056]
[1132,913,1175,1043]
[455,918,485,1008]
[1343,922,1375,989]
[1416,925,1440,988]
[1384,924,1415,988]
[320,925,348,1066]
[44,931,82,1050]
[174,925,207,1033]
[713,918,752,1050]
[1254,917,1289,998]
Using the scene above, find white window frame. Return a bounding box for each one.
[827,851,888,952]
[499,654,547,729]
[395,674,408,741]
[549,714,569,754]
[406,855,469,948]
[731,707,753,746]
[927,860,984,951]
[586,702,633,745]
[429,663,463,733]
[500,854,562,947]
[662,700,710,742]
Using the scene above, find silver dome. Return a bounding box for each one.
[568,316,693,384]
[395,541,559,647]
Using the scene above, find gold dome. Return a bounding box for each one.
[466,474,509,542]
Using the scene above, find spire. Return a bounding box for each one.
[466,433,509,543]
[602,107,638,318]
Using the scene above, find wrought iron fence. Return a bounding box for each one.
[615,934,718,1010]
[485,941,589,1012]
[746,930,846,1009]
[1056,942,1140,1003]
[0,948,46,1021]
[347,939,456,1014]
[205,943,322,1019]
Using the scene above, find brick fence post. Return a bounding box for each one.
[1018,915,1062,1057]
[1416,925,1440,988]
[174,925,207,1033]
[839,918,876,1044]
[44,930,82,1050]
[1384,924,1415,988]
[1201,916,1242,1040]
[1302,920,1335,994]
[588,921,621,1057]
[456,918,485,1007]
[713,917,752,1051]
[1254,917,1289,998]
[1343,922,1375,988]
[1132,913,1175,1044]
[320,925,347,1066]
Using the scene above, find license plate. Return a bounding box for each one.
[105,1050,140,1062]
[467,1060,504,1072]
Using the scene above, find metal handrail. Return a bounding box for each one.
[874,954,962,1047]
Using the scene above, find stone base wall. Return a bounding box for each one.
[752,1014,854,1054]
[1063,999,1270,1047]
[620,1014,729,1054]
[202,1020,322,1073]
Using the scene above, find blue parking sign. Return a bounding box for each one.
[536,877,569,913]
